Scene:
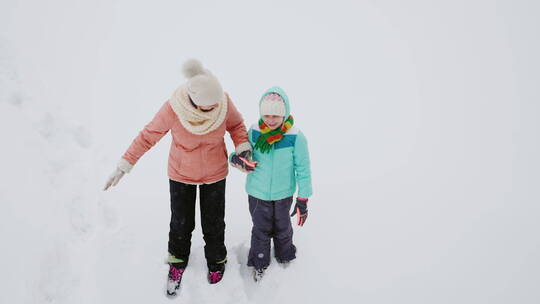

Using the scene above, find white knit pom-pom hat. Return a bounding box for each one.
[182,59,225,107]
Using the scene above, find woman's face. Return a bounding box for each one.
[263,115,284,130]
[189,94,218,112]
[198,104,219,112]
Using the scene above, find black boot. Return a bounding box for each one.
[207,260,226,284]
[166,263,185,297]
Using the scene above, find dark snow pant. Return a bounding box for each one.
[247,195,296,269]
[168,179,227,268]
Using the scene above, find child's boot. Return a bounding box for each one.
[253,267,267,282]
[275,257,292,268]
[275,245,296,268]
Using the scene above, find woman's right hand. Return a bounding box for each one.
[103,158,134,191]
[103,168,126,191]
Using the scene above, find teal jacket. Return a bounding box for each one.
[231,86,313,201]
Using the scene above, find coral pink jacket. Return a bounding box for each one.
[122,95,250,184]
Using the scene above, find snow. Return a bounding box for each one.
[1,0,540,303]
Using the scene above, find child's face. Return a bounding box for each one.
[263,115,284,130]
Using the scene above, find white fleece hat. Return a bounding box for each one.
[182,59,225,107]
[260,93,285,116]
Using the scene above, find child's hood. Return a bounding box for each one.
[259,86,291,118]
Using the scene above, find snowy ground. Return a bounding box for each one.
[1,1,540,303]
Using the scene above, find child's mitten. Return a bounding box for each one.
[230,150,257,172]
[290,198,308,226]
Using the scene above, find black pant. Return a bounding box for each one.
[168,179,227,267]
[247,195,296,269]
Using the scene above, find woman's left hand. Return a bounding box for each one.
[231,151,257,172]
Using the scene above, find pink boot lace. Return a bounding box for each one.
[169,267,185,281]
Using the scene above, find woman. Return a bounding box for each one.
[103,59,255,297]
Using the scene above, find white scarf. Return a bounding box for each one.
[168,85,228,135]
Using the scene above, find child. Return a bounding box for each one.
[230,86,313,282]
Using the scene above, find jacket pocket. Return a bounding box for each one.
[205,144,228,175]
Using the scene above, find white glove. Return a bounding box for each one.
[103,158,133,191]
[103,168,125,191]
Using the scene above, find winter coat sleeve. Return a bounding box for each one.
[122,101,176,167]
[229,124,255,162]
[293,131,313,198]
[225,96,251,154]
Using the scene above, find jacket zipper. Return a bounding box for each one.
[269,145,274,200]
[201,145,206,179]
